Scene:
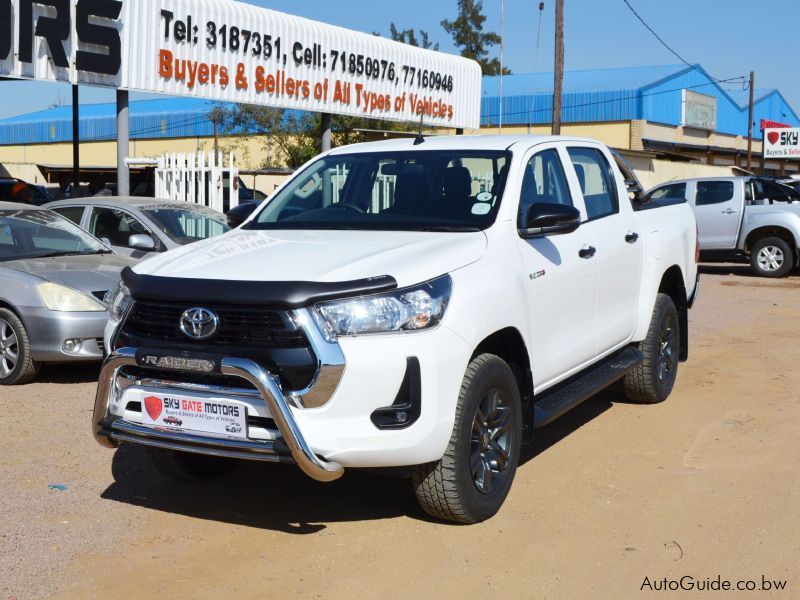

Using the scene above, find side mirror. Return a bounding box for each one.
[128,234,156,251]
[226,202,259,228]
[519,203,581,238]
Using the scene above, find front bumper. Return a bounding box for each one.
[24,307,107,362]
[92,347,344,482]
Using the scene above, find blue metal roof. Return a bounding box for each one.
[1,64,798,145]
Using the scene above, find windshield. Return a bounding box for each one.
[143,205,230,244]
[245,150,511,231]
[0,209,108,262]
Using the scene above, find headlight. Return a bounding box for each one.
[108,282,132,323]
[314,275,452,340]
[37,282,106,312]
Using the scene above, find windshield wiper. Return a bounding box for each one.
[32,250,111,258]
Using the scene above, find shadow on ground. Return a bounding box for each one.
[699,263,800,278]
[35,362,101,384]
[101,391,621,530]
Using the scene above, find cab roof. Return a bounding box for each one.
[326,134,604,155]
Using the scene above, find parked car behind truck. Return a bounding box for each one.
[94,135,698,523]
[648,176,800,277]
[44,197,230,259]
[0,202,135,385]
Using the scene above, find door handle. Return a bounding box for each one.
[625,232,639,244]
[721,208,737,215]
[579,246,597,259]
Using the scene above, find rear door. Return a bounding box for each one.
[691,179,741,249]
[566,145,643,353]
[515,144,599,388]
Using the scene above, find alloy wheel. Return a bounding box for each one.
[657,313,676,384]
[470,388,513,495]
[0,318,19,378]
[757,246,785,272]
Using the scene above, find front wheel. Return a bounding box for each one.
[750,237,794,278]
[412,354,522,524]
[623,293,680,404]
[0,308,39,386]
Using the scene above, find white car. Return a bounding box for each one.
[94,135,699,523]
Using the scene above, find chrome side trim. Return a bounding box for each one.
[291,308,345,409]
[93,347,344,482]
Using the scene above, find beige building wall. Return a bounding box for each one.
[475,121,632,150]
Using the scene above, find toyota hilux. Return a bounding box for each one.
[94,135,699,523]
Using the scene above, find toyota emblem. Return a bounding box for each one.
[179,307,219,340]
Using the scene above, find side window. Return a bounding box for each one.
[696,181,734,206]
[649,183,687,202]
[744,181,753,202]
[567,147,619,220]
[89,208,148,247]
[517,149,572,227]
[52,206,85,225]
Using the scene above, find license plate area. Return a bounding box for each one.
[124,388,248,440]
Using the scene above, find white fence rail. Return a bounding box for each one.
[153,152,239,213]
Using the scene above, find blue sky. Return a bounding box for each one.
[1,0,798,119]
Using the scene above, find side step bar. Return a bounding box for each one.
[533,346,643,428]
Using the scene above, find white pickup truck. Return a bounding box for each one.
[648,176,800,277]
[94,135,699,523]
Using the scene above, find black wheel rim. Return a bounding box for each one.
[470,387,513,495]
[657,312,676,384]
[0,317,19,378]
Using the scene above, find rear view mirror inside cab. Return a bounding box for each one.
[380,163,424,176]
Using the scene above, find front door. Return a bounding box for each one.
[692,179,741,250]
[516,146,599,389]
[566,146,643,353]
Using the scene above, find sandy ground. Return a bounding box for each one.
[1,264,799,600]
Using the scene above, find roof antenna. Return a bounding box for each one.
[413,112,425,145]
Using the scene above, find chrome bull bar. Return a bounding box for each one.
[92,347,344,482]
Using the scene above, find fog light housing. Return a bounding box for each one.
[62,339,82,353]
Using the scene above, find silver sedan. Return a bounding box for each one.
[43,197,230,259]
[0,202,136,385]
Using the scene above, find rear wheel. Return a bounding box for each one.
[750,237,794,278]
[623,293,680,404]
[412,354,522,524]
[0,309,39,386]
[146,447,236,481]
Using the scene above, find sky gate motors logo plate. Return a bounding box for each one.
[135,391,249,440]
[764,128,800,159]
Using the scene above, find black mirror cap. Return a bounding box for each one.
[518,203,581,238]
[226,202,259,228]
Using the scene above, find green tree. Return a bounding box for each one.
[441,0,510,75]
[388,23,439,50]
[214,105,415,169]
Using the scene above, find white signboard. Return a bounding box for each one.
[682,90,717,131]
[763,128,800,159]
[0,0,482,129]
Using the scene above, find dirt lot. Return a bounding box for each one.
[2,265,799,600]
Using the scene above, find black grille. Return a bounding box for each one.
[118,299,317,390]
[124,300,308,349]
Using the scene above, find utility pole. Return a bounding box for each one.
[72,85,80,189]
[552,0,564,135]
[746,70,755,171]
[499,0,504,132]
[213,114,219,154]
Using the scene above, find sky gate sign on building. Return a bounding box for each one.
[0,0,482,129]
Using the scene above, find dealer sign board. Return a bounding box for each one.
[763,128,800,159]
[0,0,482,129]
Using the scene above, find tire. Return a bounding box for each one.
[623,293,680,404]
[412,354,522,524]
[750,237,794,278]
[146,447,236,481]
[0,308,39,386]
